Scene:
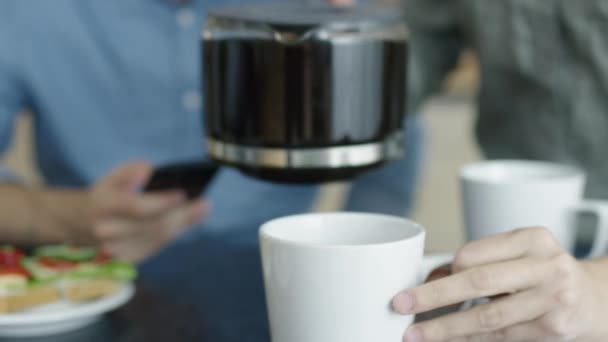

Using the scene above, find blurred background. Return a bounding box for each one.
[1,51,481,254]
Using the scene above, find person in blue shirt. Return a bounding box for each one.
[0,0,422,262]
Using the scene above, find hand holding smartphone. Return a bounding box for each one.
[144,161,219,199]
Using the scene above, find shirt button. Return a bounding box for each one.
[176,8,195,29]
[182,90,202,112]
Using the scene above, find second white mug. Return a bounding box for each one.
[461,160,608,257]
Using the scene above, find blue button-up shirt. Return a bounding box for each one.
[0,0,421,236]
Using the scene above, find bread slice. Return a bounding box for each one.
[0,286,60,313]
[63,279,120,302]
[0,279,122,313]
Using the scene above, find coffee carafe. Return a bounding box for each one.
[203,4,408,183]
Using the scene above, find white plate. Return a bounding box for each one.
[0,283,135,338]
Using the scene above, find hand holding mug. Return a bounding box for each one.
[393,227,608,341]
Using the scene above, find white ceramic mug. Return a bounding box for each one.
[461,160,608,257]
[260,213,439,342]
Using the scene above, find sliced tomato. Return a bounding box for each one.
[0,265,30,278]
[37,257,78,271]
[0,246,25,267]
[93,250,112,264]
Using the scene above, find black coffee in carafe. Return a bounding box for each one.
[203,5,409,183]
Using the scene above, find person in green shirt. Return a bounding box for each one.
[386,1,608,341]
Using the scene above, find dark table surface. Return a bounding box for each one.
[1,227,271,342]
[0,223,593,342]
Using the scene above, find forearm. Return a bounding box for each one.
[0,183,92,245]
[582,257,608,340]
[582,257,608,285]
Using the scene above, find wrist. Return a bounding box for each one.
[26,187,93,244]
[580,258,608,340]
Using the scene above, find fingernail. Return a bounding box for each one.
[189,201,208,225]
[196,203,209,217]
[195,200,208,214]
[403,326,423,342]
[392,291,415,314]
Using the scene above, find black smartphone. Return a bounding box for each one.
[144,161,220,199]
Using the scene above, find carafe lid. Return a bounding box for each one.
[207,4,404,32]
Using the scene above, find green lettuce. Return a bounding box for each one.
[33,245,96,262]
[21,257,137,283]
